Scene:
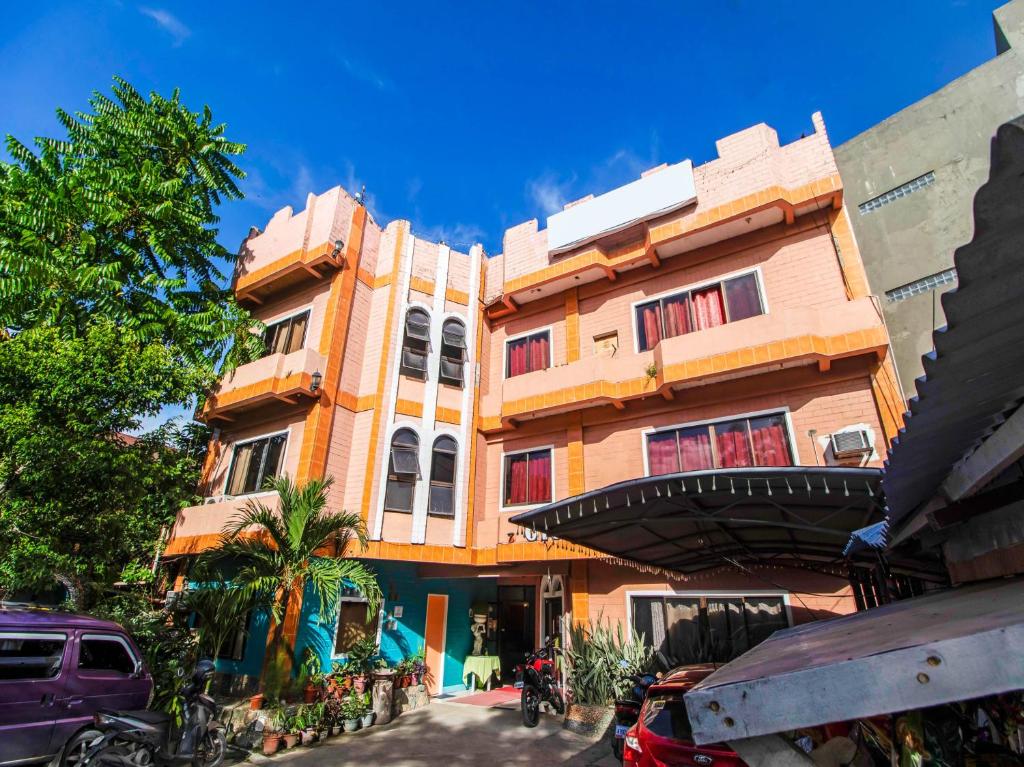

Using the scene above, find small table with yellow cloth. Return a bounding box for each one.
[462,655,502,691]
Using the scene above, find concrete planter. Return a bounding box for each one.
[562,703,613,736]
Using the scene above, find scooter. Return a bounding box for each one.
[515,636,565,728]
[83,659,226,767]
[610,660,659,761]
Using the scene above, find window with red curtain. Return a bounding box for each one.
[692,286,726,330]
[749,415,793,466]
[506,331,550,377]
[504,449,552,506]
[723,273,763,322]
[647,413,792,474]
[636,301,663,352]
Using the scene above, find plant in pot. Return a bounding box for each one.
[410,652,426,685]
[299,647,324,704]
[281,708,300,749]
[372,657,394,681]
[261,706,285,755]
[332,659,354,691]
[324,695,344,737]
[358,692,375,729]
[341,694,362,732]
[393,659,409,688]
[347,636,377,694]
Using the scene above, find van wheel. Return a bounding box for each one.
[61,730,103,767]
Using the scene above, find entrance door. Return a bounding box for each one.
[498,585,536,680]
[423,594,448,696]
[543,596,564,647]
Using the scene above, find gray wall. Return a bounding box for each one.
[835,0,1024,400]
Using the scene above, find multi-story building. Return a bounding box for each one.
[834,0,1024,399]
[163,113,905,694]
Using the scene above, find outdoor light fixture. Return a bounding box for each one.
[331,239,344,258]
[310,370,322,393]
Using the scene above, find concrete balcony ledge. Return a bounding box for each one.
[163,493,281,557]
[202,347,324,421]
[482,298,888,427]
[234,240,343,306]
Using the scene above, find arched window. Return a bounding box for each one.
[439,318,466,387]
[400,308,431,379]
[428,436,457,517]
[384,428,420,513]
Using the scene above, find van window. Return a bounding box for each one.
[79,635,136,675]
[0,632,66,680]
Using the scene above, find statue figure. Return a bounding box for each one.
[470,615,487,656]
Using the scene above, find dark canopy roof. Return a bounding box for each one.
[510,467,934,576]
[883,118,1024,528]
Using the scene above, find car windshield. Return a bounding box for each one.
[642,692,694,742]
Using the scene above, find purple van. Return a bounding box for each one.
[0,609,153,766]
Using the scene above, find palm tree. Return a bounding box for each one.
[184,578,261,661]
[199,475,381,677]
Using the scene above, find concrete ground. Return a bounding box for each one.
[246,699,620,766]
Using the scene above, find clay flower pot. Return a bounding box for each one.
[353,675,368,694]
[249,693,265,711]
[283,733,300,748]
[303,684,317,703]
[262,733,282,755]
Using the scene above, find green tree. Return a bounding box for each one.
[0,76,262,371]
[0,322,209,605]
[199,476,381,677]
[184,579,263,661]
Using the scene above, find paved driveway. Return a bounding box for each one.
[248,700,618,767]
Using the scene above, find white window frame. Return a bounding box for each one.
[624,589,795,643]
[330,596,385,662]
[630,266,768,354]
[499,444,556,512]
[502,325,554,379]
[0,632,67,684]
[640,407,800,476]
[221,428,291,498]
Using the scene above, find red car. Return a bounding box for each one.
[623,664,745,767]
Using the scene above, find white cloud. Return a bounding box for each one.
[526,171,576,217]
[417,221,486,250]
[139,7,190,46]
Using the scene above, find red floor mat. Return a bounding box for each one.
[447,685,521,707]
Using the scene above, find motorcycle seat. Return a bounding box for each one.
[102,709,172,726]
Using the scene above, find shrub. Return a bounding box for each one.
[564,617,653,706]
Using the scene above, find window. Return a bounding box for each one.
[858,171,935,215]
[631,595,788,666]
[646,413,793,474]
[226,433,287,496]
[503,448,552,507]
[400,309,431,379]
[439,319,467,387]
[885,268,957,303]
[334,599,378,656]
[641,693,694,743]
[384,429,420,513]
[0,632,65,681]
[428,436,457,517]
[635,272,763,351]
[262,311,309,357]
[78,635,136,675]
[506,330,550,377]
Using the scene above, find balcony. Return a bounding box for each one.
[234,240,344,306]
[202,347,325,422]
[163,493,281,557]
[482,297,888,427]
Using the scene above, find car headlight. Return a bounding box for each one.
[625,733,642,753]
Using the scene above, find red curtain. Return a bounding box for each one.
[724,274,762,322]
[527,450,551,503]
[647,432,680,475]
[662,294,691,339]
[505,455,529,504]
[716,423,754,468]
[693,286,726,330]
[638,302,662,351]
[508,338,528,377]
[679,427,714,470]
[529,333,549,373]
[750,416,793,466]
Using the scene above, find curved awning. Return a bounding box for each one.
[510,467,937,577]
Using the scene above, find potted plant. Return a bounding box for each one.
[358,693,375,729]
[393,659,409,688]
[308,701,328,742]
[346,636,377,694]
[372,657,394,681]
[261,706,285,755]
[341,694,362,732]
[324,695,343,736]
[410,653,426,685]
[299,647,323,703]
[282,708,301,749]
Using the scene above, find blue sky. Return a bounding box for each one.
[1,0,1005,429]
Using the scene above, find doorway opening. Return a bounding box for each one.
[497,585,535,681]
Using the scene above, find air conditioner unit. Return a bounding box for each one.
[203,496,220,505]
[830,430,872,458]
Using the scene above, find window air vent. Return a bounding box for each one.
[829,430,871,458]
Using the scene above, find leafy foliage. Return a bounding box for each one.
[564,617,654,706]
[183,579,263,661]
[0,322,210,604]
[198,476,382,678]
[0,77,262,371]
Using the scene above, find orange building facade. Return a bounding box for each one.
[164,114,904,693]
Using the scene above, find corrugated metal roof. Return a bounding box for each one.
[883,117,1024,529]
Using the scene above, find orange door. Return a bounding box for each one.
[423,594,448,696]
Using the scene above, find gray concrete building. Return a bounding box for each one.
[835,0,1024,400]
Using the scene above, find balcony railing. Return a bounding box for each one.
[163,493,281,557]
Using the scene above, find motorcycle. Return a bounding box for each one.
[514,636,565,728]
[82,659,226,767]
[610,661,659,761]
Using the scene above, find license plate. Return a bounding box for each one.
[615,724,629,738]
[513,681,524,689]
